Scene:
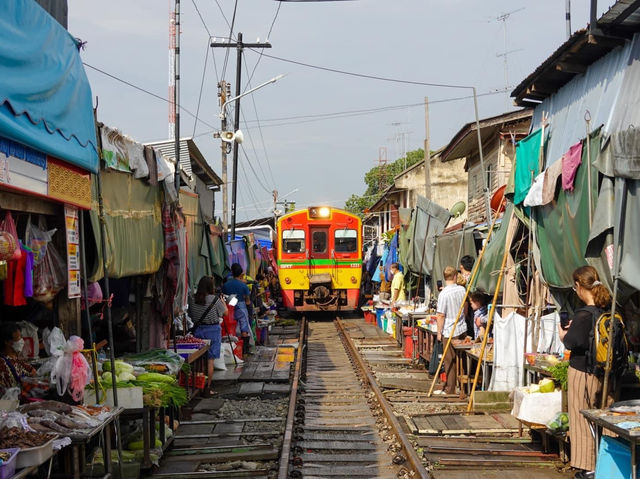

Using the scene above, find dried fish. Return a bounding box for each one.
[20,400,72,414]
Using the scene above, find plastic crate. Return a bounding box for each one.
[0,448,19,479]
[16,438,54,469]
[179,372,206,390]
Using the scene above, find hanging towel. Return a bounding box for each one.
[541,158,563,204]
[514,129,543,205]
[561,141,583,191]
[523,172,545,206]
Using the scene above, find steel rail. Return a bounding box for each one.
[335,317,431,479]
[277,316,307,478]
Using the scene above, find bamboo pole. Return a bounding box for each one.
[466,207,514,412]
[427,201,504,397]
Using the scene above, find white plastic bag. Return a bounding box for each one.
[17,321,38,358]
[51,335,89,399]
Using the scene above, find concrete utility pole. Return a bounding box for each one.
[423,96,431,199]
[211,33,272,240]
[218,81,230,232]
[169,0,181,193]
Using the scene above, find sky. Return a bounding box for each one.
[68,0,616,222]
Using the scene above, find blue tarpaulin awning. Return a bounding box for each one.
[0,0,98,172]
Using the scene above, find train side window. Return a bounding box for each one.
[282,229,305,253]
[312,231,327,253]
[335,229,357,253]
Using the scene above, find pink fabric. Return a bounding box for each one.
[561,142,583,191]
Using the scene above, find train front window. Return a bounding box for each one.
[312,231,327,254]
[282,229,305,253]
[335,229,357,253]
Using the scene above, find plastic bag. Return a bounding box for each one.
[25,216,56,266]
[17,321,38,359]
[0,211,21,261]
[1,387,20,401]
[546,411,569,434]
[51,335,90,400]
[32,239,66,303]
[0,411,30,431]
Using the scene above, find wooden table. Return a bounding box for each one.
[61,407,123,479]
[451,341,474,395]
[582,408,640,479]
[523,363,553,386]
[465,349,494,391]
[417,326,437,365]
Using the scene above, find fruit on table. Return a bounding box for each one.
[546,355,560,365]
[539,378,556,393]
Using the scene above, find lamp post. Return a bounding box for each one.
[218,74,284,240]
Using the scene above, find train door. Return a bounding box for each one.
[309,227,329,279]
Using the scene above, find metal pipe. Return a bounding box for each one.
[473,87,493,224]
[566,0,572,38]
[590,0,598,33]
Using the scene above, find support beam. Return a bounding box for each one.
[555,61,587,73]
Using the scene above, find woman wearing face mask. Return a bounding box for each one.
[0,322,36,390]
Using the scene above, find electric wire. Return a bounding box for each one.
[192,38,211,136]
[83,62,219,131]
[211,0,232,29]
[239,109,273,189]
[240,145,273,194]
[221,0,239,79]
[246,49,480,90]
[244,1,282,91]
[190,0,212,36]
[242,59,277,187]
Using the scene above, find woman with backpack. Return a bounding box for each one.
[189,276,228,398]
[559,266,611,479]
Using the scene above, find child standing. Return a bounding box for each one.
[469,291,489,340]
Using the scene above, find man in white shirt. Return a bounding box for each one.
[436,266,467,395]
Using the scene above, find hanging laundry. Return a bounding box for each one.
[100,125,149,178]
[514,129,543,205]
[22,242,34,298]
[523,172,545,207]
[4,250,27,306]
[144,146,158,186]
[541,158,563,204]
[561,141,583,191]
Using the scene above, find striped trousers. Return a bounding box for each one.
[567,366,602,471]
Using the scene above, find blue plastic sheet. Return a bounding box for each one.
[0,0,98,172]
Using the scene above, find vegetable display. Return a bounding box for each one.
[547,361,569,391]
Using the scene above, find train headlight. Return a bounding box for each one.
[318,207,330,217]
[350,276,357,284]
[285,277,291,285]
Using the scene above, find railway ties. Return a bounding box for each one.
[282,319,427,479]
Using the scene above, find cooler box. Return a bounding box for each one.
[595,436,638,479]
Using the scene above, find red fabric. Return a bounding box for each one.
[222,304,237,338]
[4,253,27,306]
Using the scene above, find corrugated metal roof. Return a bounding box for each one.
[145,137,222,189]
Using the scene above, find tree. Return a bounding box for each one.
[345,148,424,217]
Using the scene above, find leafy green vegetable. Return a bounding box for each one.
[547,361,569,391]
[132,380,187,408]
[136,373,177,384]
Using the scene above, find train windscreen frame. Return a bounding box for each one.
[334,228,358,253]
[282,229,306,253]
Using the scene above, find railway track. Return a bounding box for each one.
[279,317,429,479]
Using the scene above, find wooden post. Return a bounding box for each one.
[427,201,503,397]
[467,207,515,412]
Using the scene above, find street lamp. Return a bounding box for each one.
[216,73,284,240]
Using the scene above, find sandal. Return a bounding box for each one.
[201,389,217,398]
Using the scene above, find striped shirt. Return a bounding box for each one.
[189,295,226,325]
[437,284,467,338]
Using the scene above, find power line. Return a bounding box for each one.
[245,49,478,90]
[221,0,239,79]
[242,60,277,187]
[83,62,218,131]
[190,0,212,36]
[240,145,272,194]
[193,37,211,136]
[210,0,232,29]
[240,109,273,188]
[244,1,282,91]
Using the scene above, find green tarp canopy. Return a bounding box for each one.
[472,203,514,293]
[180,191,231,288]
[88,170,164,281]
[534,133,600,289]
[406,195,451,275]
[432,228,477,295]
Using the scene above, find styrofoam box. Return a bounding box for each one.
[16,439,54,469]
[84,386,143,409]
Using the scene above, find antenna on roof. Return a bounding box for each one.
[495,7,525,109]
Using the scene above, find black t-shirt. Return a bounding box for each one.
[562,305,603,372]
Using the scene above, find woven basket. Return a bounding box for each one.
[0,231,17,261]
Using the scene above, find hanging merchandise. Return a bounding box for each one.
[50,335,90,401]
[561,141,583,191]
[32,237,66,303]
[514,128,543,205]
[25,216,56,266]
[0,211,21,261]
